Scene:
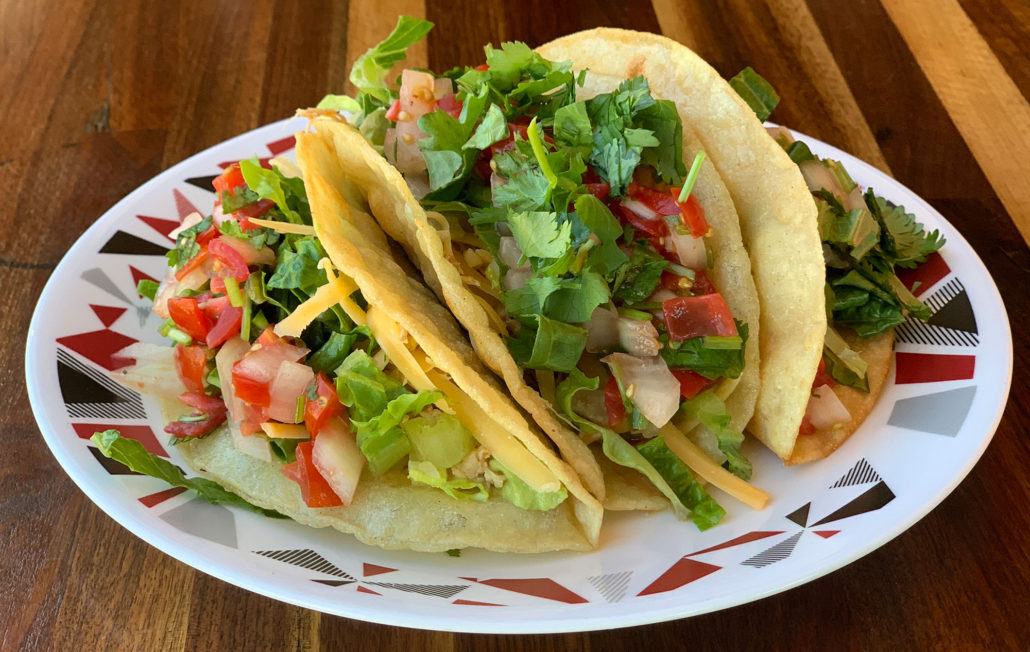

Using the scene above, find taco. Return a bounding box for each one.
[540,28,942,464]
[319,17,770,529]
[107,132,602,553]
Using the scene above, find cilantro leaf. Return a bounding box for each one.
[612,245,668,302]
[865,190,945,267]
[508,211,571,259]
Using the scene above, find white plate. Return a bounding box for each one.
[25,118,1012,633]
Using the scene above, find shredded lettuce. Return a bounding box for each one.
[728,67,780,122]
[408,460,488,501]
[488,459,567,510]
[507,315,587,373]
[90,430,285,518]
[402,411,475,469]
[353,390,441,476]
[636,437,725,530]
[661,321,750,379]
[348,16,434,108]
[334,350,406,421]
[680,390,752,480]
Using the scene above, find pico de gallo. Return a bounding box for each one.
[321,17,760,528]
[112,156,569,513]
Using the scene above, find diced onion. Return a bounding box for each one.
[585,306,620,353]
[621,198,660,220]
[617,318,661,357]
[213,235,275,266]
[267,360,314,423]
[602,353,681,428]
[805,384,852,429]
[215,337,272,462]
[667,229,708,270]
[108,343,185,400]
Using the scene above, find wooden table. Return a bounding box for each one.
[4,0,1028,648]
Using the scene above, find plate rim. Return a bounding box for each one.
[24,119,1014,634]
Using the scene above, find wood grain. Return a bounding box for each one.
[2,0,1028,649]
[882,0,1030,242]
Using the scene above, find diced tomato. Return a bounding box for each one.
[234,198,274,220]
[798,415,816,436]
[490,123,532,156]
[583,182,610,200]
[281,441,344,508]
[213,163,246,199]
[691,269,717,296]
[628,181,680,216]
[474,63,489,71]
[661,270,691,293]
[165,412,227,439]
[231,330,308,407]
[662,294,738,341]
[233,374,270,407]
[196,225,219,246]
[174,344,207,393]
[178,391,227,416]
[614,201,668,238]
[305,373,345,437]
[671,370,718,400]
[604,375,627,429]
[206,305,243,348]
[174,249,209,282]
[385,99,402,121]
[208,237,250,282]
[167,296,213,341]
[437,94,463,119]
[674,192,710,236]
[813,357,836,389]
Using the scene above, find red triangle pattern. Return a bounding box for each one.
[452,599,505,607]
[897,251,949,297]
[89,305,127,328]
[894,352,975,384]
[173,189,199,220]
[58,329,138,371]
[139,486,187,507]
[637,558,721,596]
[362,563,396,577]
[266,135,296,155]
[813,530,840,539]
[475,578,587,604]
[137,215,181,242]
[356,585,382,596]
[73,423,166,457]
[459,577,478,582]
[688,530,786,557]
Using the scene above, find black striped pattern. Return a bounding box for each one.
[58,349,145,419]
[896,280,979,347]
[368,582,468,599]
[741,532,803,569]
[587,571,633,603]
[830,458,882,489]
[253,549,353,579]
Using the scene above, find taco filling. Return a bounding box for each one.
[105,154,600,552]
[318,17,769,529]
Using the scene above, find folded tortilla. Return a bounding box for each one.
[177,126,603,553]
[541,29,894,464]
[305,72,761,511]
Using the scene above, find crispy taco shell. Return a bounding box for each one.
[179,123,605,553]
[539,29,825,462]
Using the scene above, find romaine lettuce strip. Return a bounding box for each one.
[402,411,475,469]
[637,437,725,530]
[554,369,699,521]
[408,460,488,501]
[90,430,286,518]
[488,459,568,511]
[351,388,442,476]
[680,390,752,480]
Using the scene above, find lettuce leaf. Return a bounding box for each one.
[488,459,567,510]
[680,390,752,480]
[90,430,285,518]
[408,460,488,501]
[636,437,725,530]
[353,390,441,476]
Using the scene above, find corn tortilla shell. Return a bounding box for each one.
[296,125,603,548]
[539,29,825,461]
[787,328,894,465]
[179,429,592,553]
[306,116,608,501]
